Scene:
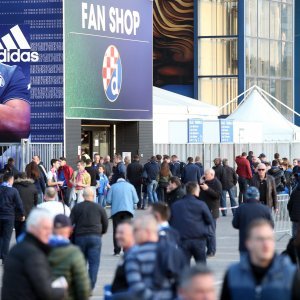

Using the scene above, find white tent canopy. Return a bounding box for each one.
[226,86,300,142]
[153,87,219,120]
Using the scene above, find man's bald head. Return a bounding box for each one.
[83,187,95,201]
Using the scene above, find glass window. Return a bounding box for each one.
[270,2,281,40]
[216,1,238,36]
[198,38,237,76]
[245,0,257,37]
[281,80,293,121]
[198,77,238,114]
[281,42,293,78]
[257,79,270,94]
[258,39,270,77]
[246,38,257,76]
[270,41,281,77]
[281,4,293,41]
[198,1,216,36]
[216,38,238,75]
[258,0,269,38]
[247,77,257,89]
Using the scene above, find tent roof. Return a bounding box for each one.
[227,88,300,140]
[153,87,219,117]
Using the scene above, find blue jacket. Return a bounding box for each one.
[98,174,109,195]
[106,179,139,217]
[227,254,296,300]
[0,185,24,219]
[144,160,160,181]
[170,195,213,240]
[170,162,181,178]
[181,163,201,184]
[232,199,273,252]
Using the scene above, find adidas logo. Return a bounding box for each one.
[0,25,39,63]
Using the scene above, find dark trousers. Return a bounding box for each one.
[180,239,207,265]
[14,220,26,240]
[238,177,248,204]
[0,219,14,261]
[206,218,217,255]
[112,211,133,254]
[157,184,168,202]
[59,187,71,206]
[133,184,142,208]
[75,235,102,290]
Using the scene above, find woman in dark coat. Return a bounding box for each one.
[25,161,45,204]
[13,172,38,239]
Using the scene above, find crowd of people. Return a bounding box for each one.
[0,150,300,299]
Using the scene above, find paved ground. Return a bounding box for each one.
[0,207,291,300]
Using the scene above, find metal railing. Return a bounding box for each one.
[0,140,63,172]
[273,194,291,240]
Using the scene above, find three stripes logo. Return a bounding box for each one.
[0,25,39,63]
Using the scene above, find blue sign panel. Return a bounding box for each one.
[188,119,203,143]
[0,1,63,142]
[220,119,234,143]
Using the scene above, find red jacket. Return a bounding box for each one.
[58,165,74,188]
[235,156,252,179]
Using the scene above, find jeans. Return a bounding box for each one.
[206,218,217,255]
[147,180,158,203]
[133,184,142,208]
[292,222,299,238]
[221,187,238,216]
[238,177,248,204]
[112,211,133,254]
[14,220,25,241]
[0,219,14,262]
[98,194,106,207]
[157,184,168,202]
[75,235,102,290]
[181,239,207,265]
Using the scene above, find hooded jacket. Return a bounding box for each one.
[13,178,38,217]
[267,167,286,192]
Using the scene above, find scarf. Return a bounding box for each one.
[75,169,86,190]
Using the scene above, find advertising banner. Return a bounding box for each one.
[188,119,203,143]
[153,0,194,97]
[0,1,64,143]
[220,119,234,143]
[65,0,153,120]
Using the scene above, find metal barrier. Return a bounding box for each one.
[0,140,63,172]
[273,194,292,240]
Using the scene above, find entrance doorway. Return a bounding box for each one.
[81,124,113,158]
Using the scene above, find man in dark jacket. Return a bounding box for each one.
[268,160,286,193]
[143,156,160,203]
[126,155,143,209]
[0,173,25,262]
[212,158,224,186]
[0,157,19,178]
[170,181,213,264]
[288,184,300,237]
[199,168,222,257]
[232,187,273,255]
[170,155,181,178]
[221,159,238,216]
[70,187,108,290]
[235,152,252,204]
[166,176,185,206]
[2,208,66,300]
[32,155,48,185]
[85,159,99,202]
[13,172,38,239]
[249,163,278,211]
[111,155,126,185]
[195,156,204,177]
[181,157,201,185]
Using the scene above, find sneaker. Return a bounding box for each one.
[113,253,120,257]
[207,253,216,258]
